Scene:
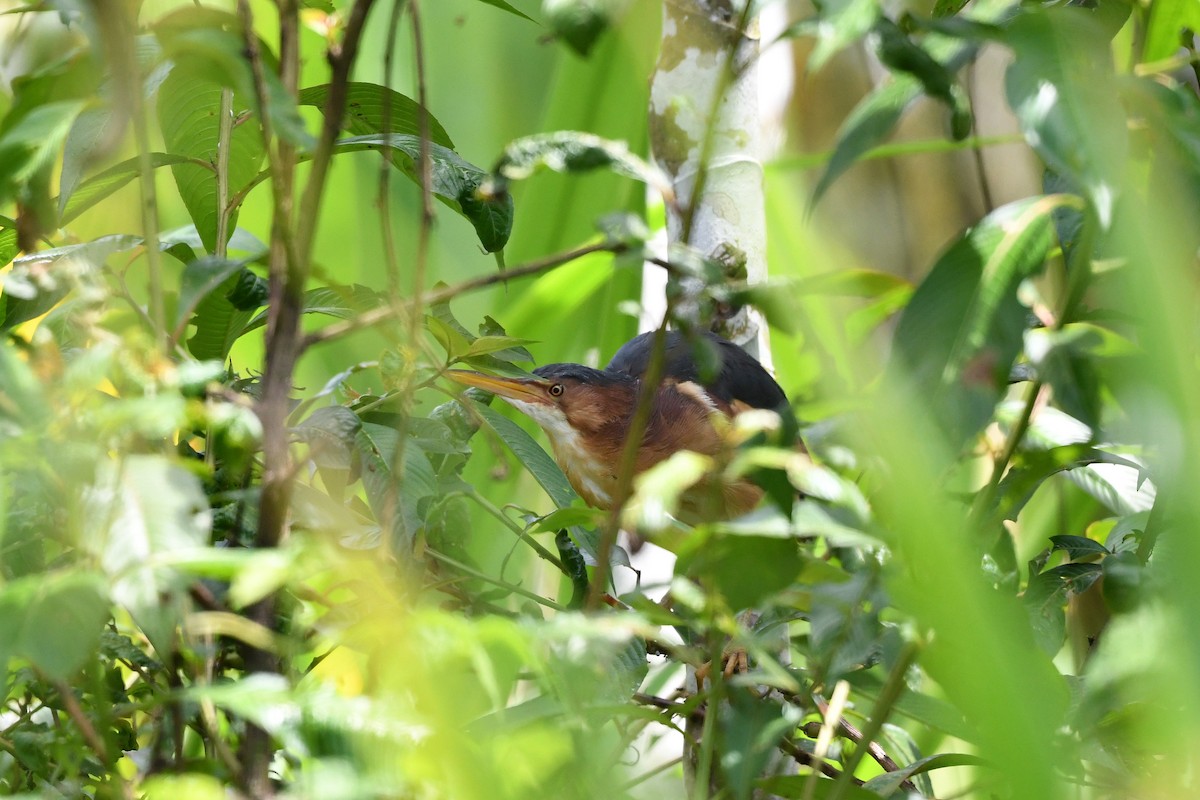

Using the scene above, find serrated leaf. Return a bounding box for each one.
[1050,534,1109,560]
[295,406,362,469]
[355,422,437,551]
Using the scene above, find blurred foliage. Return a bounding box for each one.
[1,0,1199,798]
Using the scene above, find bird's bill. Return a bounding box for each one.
[445,370,552,405]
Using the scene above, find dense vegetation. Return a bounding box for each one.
[1,0,1198,798]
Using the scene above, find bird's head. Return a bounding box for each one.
[446,364,635,441]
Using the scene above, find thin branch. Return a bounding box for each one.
[827,641,921,800]
[293,0,379,270]
[814,695,916,793]
[300,241,626,350]
[377,0,405,297]
[215,87,235,258]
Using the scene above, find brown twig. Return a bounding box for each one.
[300,240,627,350]
[813,695,916,793]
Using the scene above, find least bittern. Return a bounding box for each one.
[447,330,794,522]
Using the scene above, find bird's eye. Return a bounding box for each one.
[549,383,564,397]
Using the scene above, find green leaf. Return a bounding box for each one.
[874,18,971,138]
[0,100,86,207]
[475,0,536,22]
[156,62,265,253]
[174,255,246,332]
[490,130,671,196]
[888,196,1064,445]
[355,422,437,551]
[82,455,211,652]
[544,0,610,56]
[332,133,512,253]
[1144,0,1200,62]
[996,444,1145,521]
[295,406,363,469]
[472,401,580,509]
[678,533,804,611]
[463,335,538,359]
[0,571,110,680]
[1050,534,1109,560]
[59,152,192,224]
[242,283,384,334]
[862,753,989,795]
[845,670,975,742]
[298,82,455,148]
[1003,9,1127,227]
[1101,550,1143,612]
[178,257,257,361]
[156,11,313,149]
[811,75,923,207]
[809,0,881,72]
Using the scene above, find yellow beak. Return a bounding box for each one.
[445,370,552,405]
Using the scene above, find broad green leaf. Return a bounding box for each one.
[155,11,313,149]
[298,82,454,147]
[180,258,257,361]
[59,152,192,224]
[0,571,110,680]
[1050,534,1109,560]
[678,533,805,611]
[157,62,265,253]
[1017,404,1156,516]
[330,134,512,253]
[242,283,384,334]
[471,401,579,509]
[811,75,923,207]
[874,18,971,138]
[796,267,910,298]
[2,234,140,332]
[174,255,246,332]
[490,130,671,198]
[1144,0,1200,62]
[888,196,1064,445]
[1004,9,1127,227]
[463,335,538,359]
[996,444,1145,521]
[0,100,86,206]
[294,405,363,469]
[82,455,211,652]
[756,775,879,799]
[355,422,437,551]
[0,220,16,266]
[862,752,989,795]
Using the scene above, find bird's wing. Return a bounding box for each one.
[606,330,788,411]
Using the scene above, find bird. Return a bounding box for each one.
[446,330,796,523]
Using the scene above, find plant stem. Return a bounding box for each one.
[827,641,921,800]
